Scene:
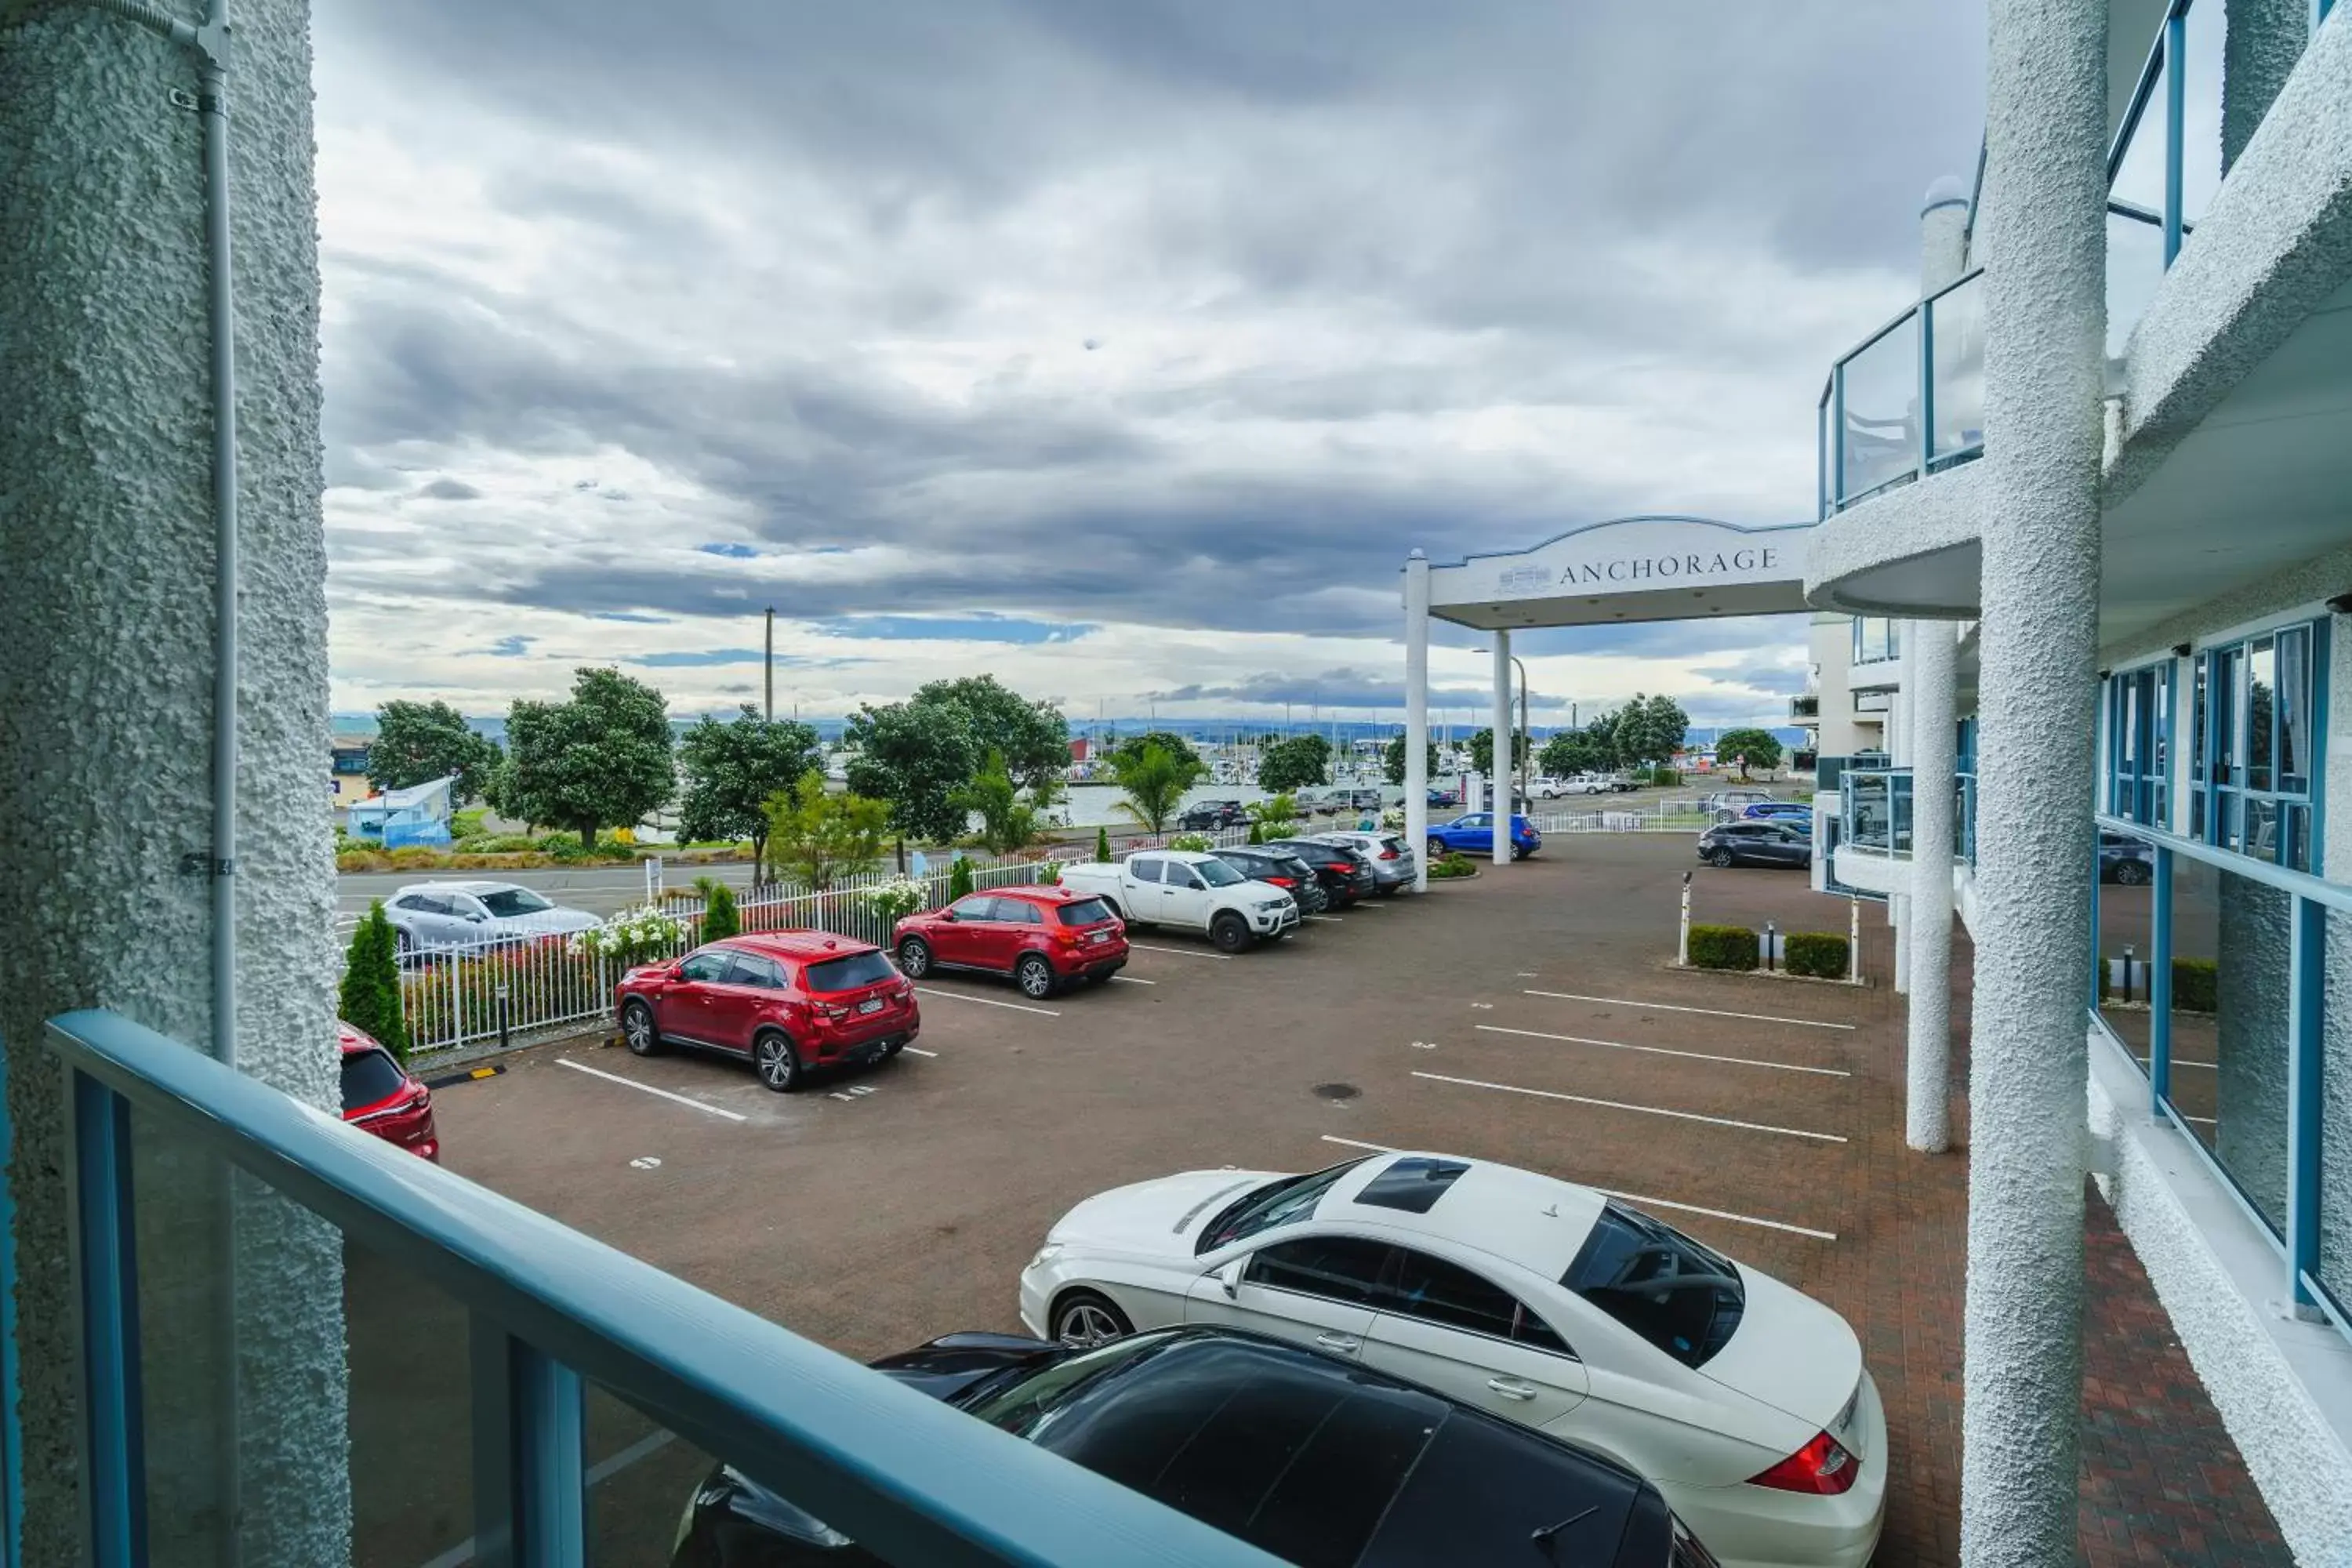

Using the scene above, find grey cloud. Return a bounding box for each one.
[416,477,483,500]
[1693,657,1812,695]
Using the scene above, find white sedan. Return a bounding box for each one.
[1019,1152,1885,1568]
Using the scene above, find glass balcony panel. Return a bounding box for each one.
[1890,771,1915,856]
[1928,273,1985,463]
[2096,828,2159,1069]
[586,1383,728,1564]
[2180,0,2228,230]
[1846,773,1890,851]
[2319,907,2352,1319]
[2165,858,2292,1235]
[1838,311,1921,503]
[2107,206,2166,359]
[2111,45,2169,215]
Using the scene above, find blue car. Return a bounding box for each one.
[1425,812,1542,859]
[1740,800,1813,824]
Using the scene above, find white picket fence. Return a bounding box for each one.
[365,832,1254,1058]
[1523,805,1712,835]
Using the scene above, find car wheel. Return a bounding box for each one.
[1708,847,1736,868]
[882,1036,907,1058]
[2113,859,2151,887]
[1051,1290,1133,1348]
[1426,837,1446,858]
[621,1000,662,1058]
[896,935,934,978]
[1015,953,1058,1000]
[1210,913,1253,953]
[753,1030,801,1093]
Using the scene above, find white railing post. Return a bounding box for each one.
[1849,897,1861,983]
[1677,872,1692,967]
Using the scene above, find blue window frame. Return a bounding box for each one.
[2188,619,2328,872]
[1851,616,1900,666]
[2103,660,2173,829]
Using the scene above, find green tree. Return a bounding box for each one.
[337,902,411,1064]
[1467,726,1530,777]
[1247,793,1298,838]
[367,699,503,804]
[490,668,674,848]
[948,855,976,900]
[700,881,741,942]
[1540,724,1614,780]
[1109,742,1203,835]
[844,699,980,844]
[1382,734,1439,786]
[1094,825,1112,862]
[677,706,820,869]
[912,675,1070,798]
[1610,693,1691,768]
[762,770,890,890]
[1712,727,1784,782]
[1258,735,1331,792]
[1112,730,1202,770]
[950,750,1041,855]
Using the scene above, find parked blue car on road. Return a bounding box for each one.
[1740,800,1813,824]
[1425,812,1542,859]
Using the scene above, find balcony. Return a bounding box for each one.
[1817,270,1987,517]
[1791,693,1820,723]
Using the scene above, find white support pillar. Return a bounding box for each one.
[1404,551,1431,891]
[1907,621,1958,1152]
[1490,634,1513,866]
[1889,670,1912,994]
[1963,1,2108,1562]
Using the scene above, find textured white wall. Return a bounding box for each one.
[1964,4,2110,1566]
[0,2,348,1563]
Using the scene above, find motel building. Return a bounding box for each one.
[1403,2,2352,1562]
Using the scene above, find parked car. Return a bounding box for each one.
[381,879,601,957]
[1305,829,1417,895]
[1425,811,1542,859]
[1425,785,1461,808]
[1214,847,1330,914]
[668,1324,1723,1568]
[614,932,919,1091]
[1175,799,1246,831]
[1527,777,1572,799]
[1057,851,1299,952]
[1344,786,1387,813]
[893,884,1128,998]
[1697,821,1813,869]
[1018,1152,1884,1568]
[1261,837,1377,907]
[1740,800,1814,825]
[2099,830,2154,885]
[338,1022,438,1162]
[1700,789,1780,823]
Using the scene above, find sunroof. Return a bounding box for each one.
[1353,1157,1471,1214]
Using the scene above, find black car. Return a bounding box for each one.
[1215,847,1331,914]
[1176,799,1247,830]
[2098,831,2154,886]
[1262,837,1377,907]
[669,1327,1719,1568]
[1696,821,1813,869]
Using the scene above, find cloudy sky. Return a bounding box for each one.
[312,2,1984,730]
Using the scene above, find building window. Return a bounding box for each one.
[2187,619,2328,871]
[2102,661,2171,829]
[1851,616,1900,666]
[1853,689,1890,715]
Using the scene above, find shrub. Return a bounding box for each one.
[467,833,539,853]
[574,905,684,970]
[948,856,975,900]
[337,903,411,1063]
[2172,956,2217,1013]
[1647,767,1682,786]
[1687,923,1759,971]
[701,882,741,942]
[1247,821,1264,844]
[1094,826,1112,862]
[866,877,927,925]
[1168,831,1215,852]
[1038,860,1064,886]
[336,848,389,873]
[1427,851,1478,880]
[451,807,490,840]
[1784,931,1849,980]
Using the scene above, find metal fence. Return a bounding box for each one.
[1523,805,1711,834]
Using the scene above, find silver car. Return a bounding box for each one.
[1305,830,1418,895]
[379,880,602,956]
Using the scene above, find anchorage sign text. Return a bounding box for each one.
[1497,546,1782,594]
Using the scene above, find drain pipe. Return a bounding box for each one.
[87,0,240,1071]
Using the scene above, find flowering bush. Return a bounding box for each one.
[865,877,929,924]
[1037,860,1065,886]
[572,904,686,969]
[1378,808,1406,829]
[1167,832,1216,852]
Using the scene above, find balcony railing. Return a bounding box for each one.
[1791,693,1820,721]
[1840,768,1915,855]
[46,1009,1283,1567]
[2088,816,2352,1340]
[1817,270,1986,515]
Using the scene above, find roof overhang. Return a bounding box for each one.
[1423,516,1816,631]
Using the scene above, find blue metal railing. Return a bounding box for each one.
[2086,817,2351,1339]
[1839,768,1915,855]
[1817,270,1985,515]
[45,1010,1284,1568]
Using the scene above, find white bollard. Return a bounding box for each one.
[1678,872,1693,967]
[1849,897,1861,984]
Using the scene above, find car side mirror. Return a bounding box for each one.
[1218,1259,1245,1298]
[940,909,957,922]
[466,912,487,923]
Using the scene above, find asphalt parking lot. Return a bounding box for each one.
[351,833,2290,1568]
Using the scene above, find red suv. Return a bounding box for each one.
[614,932,919,1091]
[339,1022,440,1161]
[892,884,1128,999]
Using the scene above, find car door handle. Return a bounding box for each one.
[1314,1332,1360,1352]
[1486,1377,1538,1401]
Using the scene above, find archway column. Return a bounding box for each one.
[1404,550,1430,891]
[1491,634,1513,866]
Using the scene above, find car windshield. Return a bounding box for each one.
[959,1334,1163,1432]
[476,887,555,917]
[339,1048,408,1112]
[1563,1201,1745,1368]
[803,949,897,992]
[1195,859,1244,887]
[1054,898,1114,927]
[1196,1159,1367,1254]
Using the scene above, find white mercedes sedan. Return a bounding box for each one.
[1018,1152,1884,1568]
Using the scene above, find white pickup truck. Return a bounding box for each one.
[1057,849,1300,953]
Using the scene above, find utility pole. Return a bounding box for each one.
[764,606,775,722]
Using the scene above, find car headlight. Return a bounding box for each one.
[1026,1243,1064,1272]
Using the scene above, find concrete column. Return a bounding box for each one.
[1491,634,1513,866]
[1890,681,1911,994]
[1907,622,1959,1152]
[1922,177,1973,287]
[0,4,349,1563]
[1404,552,1431,891]
[2223,0,2313,172]
[1963,1,2109,1563]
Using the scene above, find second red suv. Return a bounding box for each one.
[339,1022,440,1161]
[615,932,919,1091]
[892,884,1128,999]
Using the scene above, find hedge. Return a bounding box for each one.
[1428,852,1478,880]
[1784,931,1849,980]
[1646,767,1682,786]
[2172,956,2217,1013]
[1687,923,1758,971]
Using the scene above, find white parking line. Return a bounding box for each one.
[1312,1136,1833,1240]
[556,1059,748,1121]
[1474,1024,1850,1078]
[1127,942,1231,960]
[1524,990,1857,1032]
[1109,975,1156,985]
[903,1046,939,1058]
[915,986,1059,1018]
[1410,1070,1846,1144]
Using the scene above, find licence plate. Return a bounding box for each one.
[1087,931,1110,945]
[856,996,884,1014]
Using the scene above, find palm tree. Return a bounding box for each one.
[1109,742,1200,835]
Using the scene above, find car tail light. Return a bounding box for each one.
[1746,1430,1857,1495]
[1051,926,1080,946]
[1265,876,1294,887]
[1378,848,1397,859]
